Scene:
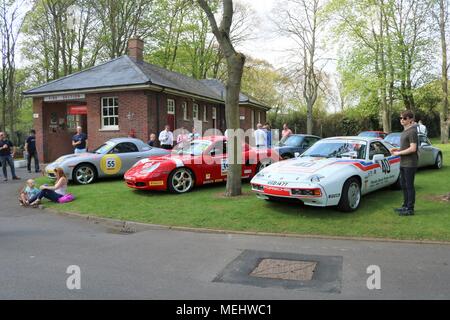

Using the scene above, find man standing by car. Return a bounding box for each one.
[254,123,267,148]
[159,125,174,150]
[392,110,418,216]
[25,129,40,173]
[72,126,88,153]
[0,132,20,181]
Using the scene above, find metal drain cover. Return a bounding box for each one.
[250,259,317,281]
[214,250,342,292]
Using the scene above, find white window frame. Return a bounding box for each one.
[257,111,261,124]
[167,99,175,115]
[101,97,119,130]
[193,103,199,120]
[182,102,188,120]
[203,105,207,122]
[212,107,217,120]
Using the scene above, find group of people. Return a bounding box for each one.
[146,125,200,150]
[18,167,68,207]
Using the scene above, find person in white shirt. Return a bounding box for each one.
[417,120,427,136]
[254,123,267,148]
[159,125,174,150]
[176,126,189,144]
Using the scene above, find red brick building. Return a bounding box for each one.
[23,39,269,162]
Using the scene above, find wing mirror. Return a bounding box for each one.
[420,142,428,147]
[294,152,300,158]
[372,154,385,162]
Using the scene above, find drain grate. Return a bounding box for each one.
[250,259,317,281]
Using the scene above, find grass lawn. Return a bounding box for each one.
[37,141,450,242]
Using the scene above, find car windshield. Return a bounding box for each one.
[302,140,367,159]
[277,135,303,147]
[92,142,114,154]
[172,140,212,156]
[385,134,401,147]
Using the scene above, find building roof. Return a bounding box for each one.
[23,56,269,109]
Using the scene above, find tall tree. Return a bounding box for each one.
[0,0,25,136]
[276,0,327,135]
[197,0,245,197]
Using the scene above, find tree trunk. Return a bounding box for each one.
[225,53,245,197]
[439,0,449,144]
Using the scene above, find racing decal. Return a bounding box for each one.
[267,180,289,187]
[328,193,341,199]
[221,159,229,175]
[335,156,400,172]
[379,159,391,174]
[149,181,164,186]
[215,179,224,183]
[100,154,122,175]
[205,173,211,180]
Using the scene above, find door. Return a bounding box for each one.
[109,142,141,175]
[367,141,399,192]
[417,135,433,166]
[167,99,175,130]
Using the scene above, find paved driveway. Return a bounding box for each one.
[0,168,449,299]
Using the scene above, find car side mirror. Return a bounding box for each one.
[372,154,384,162]
[210,150,216,156]
[420,142,428,147]
[294,152,300,158]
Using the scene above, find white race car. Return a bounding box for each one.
[250,136,401,212]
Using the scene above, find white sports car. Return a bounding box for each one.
[250,137,401,212]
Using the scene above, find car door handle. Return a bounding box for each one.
[135,156,142,159]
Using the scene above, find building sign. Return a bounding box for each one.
[68,105,88,115]
[44,93,85,102]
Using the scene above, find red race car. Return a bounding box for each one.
[124,136,280,193]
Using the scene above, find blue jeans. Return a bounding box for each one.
[0,155,17,179]
[74,148,86,154]
[29,189,63,203]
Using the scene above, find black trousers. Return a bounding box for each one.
[400,166,417,210]
[27,151,40,172]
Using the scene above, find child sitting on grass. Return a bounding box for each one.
[19,179,40,206]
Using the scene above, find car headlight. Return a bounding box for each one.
[139,163,160,174]
[309,174,325,183]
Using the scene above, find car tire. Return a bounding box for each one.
[168,168,195,194]
[256,158,273,173]
[337,177,361,212]
[434,153,443,169]
[72,163,97,185]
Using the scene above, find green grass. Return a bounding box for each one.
[37,142,450,242]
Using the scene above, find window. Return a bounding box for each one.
[167,99,175,114]
[369,141,391,160]
[212,107,217,120]
[203,105,207,122]
[110,142,138,154]
[101,97,119,129]
[193,104,199,120]
[257,111,261,124]
[182,102,188,120]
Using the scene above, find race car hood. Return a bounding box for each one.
[49,153,101,166]
[255,157,359,183]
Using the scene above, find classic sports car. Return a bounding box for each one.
[384,132,443,169]
[45,138,170,184]
[124,136,280,193]
[251,136,401,212]
[275,134,321,159]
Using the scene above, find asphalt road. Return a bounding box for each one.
[1,168,449,299]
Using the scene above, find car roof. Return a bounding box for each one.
[284,134,322,138]
[323,136,378,143]
[107,137,145,144]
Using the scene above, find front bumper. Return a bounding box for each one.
[124,173,168,191]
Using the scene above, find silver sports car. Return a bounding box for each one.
[45,138,170,184]
[384,133,443,169]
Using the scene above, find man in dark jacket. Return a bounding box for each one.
[392,110,418,216]
[0,132,20,181]
[25,129,40,173]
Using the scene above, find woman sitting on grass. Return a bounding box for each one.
[27,168,68,207]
